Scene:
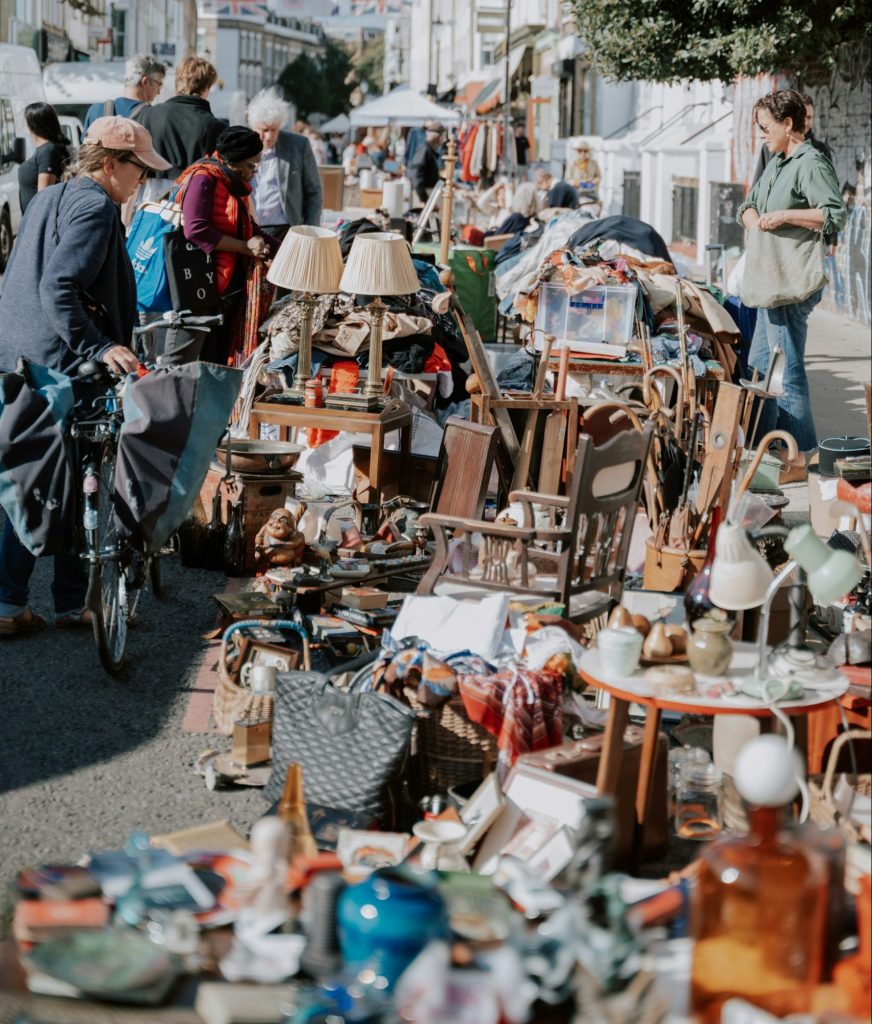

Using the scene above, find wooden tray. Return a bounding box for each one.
[640,652,689,666]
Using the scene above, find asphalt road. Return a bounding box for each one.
[0,528,267,933]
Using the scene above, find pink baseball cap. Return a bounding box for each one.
[83,115,171,172]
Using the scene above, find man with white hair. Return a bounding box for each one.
[247,88,322,238]
[82,54,166,131]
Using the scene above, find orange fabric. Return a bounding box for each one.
[423,342,451,373]
[228,259,274,369]
[307,361,360,448]
[176,158,254,294]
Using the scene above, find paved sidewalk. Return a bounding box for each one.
[781,307,870,520]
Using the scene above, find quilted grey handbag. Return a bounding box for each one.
[263,671,417,823]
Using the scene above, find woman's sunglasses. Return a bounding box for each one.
[121,155,150,181]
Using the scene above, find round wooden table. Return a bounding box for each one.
[578,641,848,862]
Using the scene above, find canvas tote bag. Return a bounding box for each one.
[740,168,827,309]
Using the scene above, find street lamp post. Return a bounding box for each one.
[503,0,514,174]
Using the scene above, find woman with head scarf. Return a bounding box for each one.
[176,125,276,363]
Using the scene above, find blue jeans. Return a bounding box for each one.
[0,516,87,617]
[747,288,823,454]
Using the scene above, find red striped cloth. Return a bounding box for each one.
[458,666,563,780]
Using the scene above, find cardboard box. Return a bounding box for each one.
[341,586,389,610]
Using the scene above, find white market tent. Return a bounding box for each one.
[320,112,351,134]
[349,87,459,129]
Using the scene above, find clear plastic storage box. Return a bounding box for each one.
[533,283,636,351]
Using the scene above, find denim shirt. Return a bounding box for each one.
[737,141,847,238]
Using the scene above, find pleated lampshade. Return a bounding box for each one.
[339,232,420,297]
[266,225,344,293]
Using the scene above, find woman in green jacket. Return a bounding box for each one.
[739,89,846,481]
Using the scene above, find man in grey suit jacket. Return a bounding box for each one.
[249,89,322,238]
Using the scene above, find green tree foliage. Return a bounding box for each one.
[570,0,871,83]
[278,39,356,121]
[355,36,385,96]
[62,0,103,14]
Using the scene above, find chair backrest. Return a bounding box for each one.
[429,416,499,520]
[564,422,654,600]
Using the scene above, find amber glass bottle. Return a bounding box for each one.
[691,738,827,1022]
[277,762,318,860]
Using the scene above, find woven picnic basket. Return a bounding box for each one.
[213,618,310,736]
[808,728,871,844]
[405,687,497,799]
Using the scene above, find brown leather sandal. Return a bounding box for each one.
[55,609,95,630]
[0,608,48,636]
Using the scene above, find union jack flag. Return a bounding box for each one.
[199,1,268,18]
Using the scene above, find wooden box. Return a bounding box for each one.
[358,187,383,209]
[352,447,438,504]
[199,465,301,574]
[318,165,344,211]
[517,727,668,866]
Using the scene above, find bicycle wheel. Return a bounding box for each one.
[86,440,128,674]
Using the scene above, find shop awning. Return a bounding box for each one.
[469,45,527,115]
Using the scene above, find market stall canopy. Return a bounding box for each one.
[320,112,351,134]
[470,45,528,115]
[349,87,459,129]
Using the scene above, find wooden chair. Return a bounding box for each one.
[418,423,654,623]
[428,415,499,520]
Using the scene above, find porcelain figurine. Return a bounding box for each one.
[254,505,307,568]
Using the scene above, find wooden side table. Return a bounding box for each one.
[578,643,849,863]
[249,398,413,504]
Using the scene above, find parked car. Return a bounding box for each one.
[58,114,83,157]
[0,43,46,271]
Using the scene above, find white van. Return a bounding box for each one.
[0,44,45,270]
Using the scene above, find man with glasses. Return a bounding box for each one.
[83,54,166,131]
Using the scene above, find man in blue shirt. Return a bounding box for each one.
[82,54,166,131]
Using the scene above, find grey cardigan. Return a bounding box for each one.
[274,129,323,227]
[0,178,135,374]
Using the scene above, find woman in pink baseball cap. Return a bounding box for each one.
[0,116,170,635]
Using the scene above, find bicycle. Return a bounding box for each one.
[73,311,224,674]
[71,361,152,674]
[134,308,224,367]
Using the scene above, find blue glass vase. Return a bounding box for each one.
[337,867,448,989]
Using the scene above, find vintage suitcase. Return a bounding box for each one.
[199,465,301,574]
[516,726,668,865]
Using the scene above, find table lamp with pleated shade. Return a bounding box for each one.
[331,232,420,410]
[266,226,344,402]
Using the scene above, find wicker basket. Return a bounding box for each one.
[405,686,498,799]
[808,728,871,844]
[213,618,310,736]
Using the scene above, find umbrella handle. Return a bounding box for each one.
[737,430,799,500]
[643,366,684,439]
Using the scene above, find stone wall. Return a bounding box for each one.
[806,47,871,323]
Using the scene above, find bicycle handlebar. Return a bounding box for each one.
[133,310,224,335]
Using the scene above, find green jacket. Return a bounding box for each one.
[737,141,846,237]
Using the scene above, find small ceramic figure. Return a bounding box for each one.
[254,505,307,568]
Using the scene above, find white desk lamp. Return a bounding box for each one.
[327,232,420,412]
[711,521,863,696]
[266,226,344,403]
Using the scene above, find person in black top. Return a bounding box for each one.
[136,54,225,201]
[408,120,445,204]
[18,102,69,214]
[751,94,838,250]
